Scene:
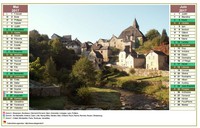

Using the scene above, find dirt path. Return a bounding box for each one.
[118,89,169,110]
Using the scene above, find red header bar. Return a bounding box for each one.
[171,5,195,13]
[3,5,28,13]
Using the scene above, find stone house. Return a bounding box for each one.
[97,38,109,47]
[109,35,124,49]
[146,50,169,70]
[81,41,93,56]
[96,19,145,51]
[51,33,61,39]
[66,39,81,54]
[118,18,146,49]
[51,33,72,45]
[118,46,145,68]
[88,49,103,69]
[126,54,145,68]
[61,35,72,44]
[91,44,111,62]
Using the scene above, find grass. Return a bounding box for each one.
[88,87,121,109]
[117,76,146,81]
[103,73,169,104]
[30,87,121,110]
[140,76,169,81]
[30,96,68,110]
[117,76,169,82]
[89,87,118,93]
[143,85,169,103]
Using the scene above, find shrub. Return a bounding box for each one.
[129,68,136,75]
[121,80,147,93]
[119,71,128,76]
[77,87,92,105]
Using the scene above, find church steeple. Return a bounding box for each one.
[133,18,139,29]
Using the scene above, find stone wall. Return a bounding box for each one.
[144,81,169,88]
[30,80,61,97]
[124,68,169,77]
[30,86,60,97]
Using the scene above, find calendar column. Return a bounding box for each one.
[2,5,28,111]
[170,5,196,110]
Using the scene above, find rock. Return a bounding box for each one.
[86,108,103,110]
[144,104,152,110]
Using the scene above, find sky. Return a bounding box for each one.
[29,4,169,43]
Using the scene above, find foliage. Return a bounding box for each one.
[152,36,161,46]
[139,38,144,46]
[29,57,45,81]
[30,96,67,110]
[129,68,136,75]
[43,57,58,84]
[136,36,161,54]
[160,29,169,44]
[77,87,92,105]
[49,38,63,54]
[88,87,121,109]
[29,29,79,85]
[145,29,160,41]
[110,47,120,55]
[95,70,103,85]
[71,57,96,86]
[119,80,148,93]
[143,84,169,103]
[52,48,78,70]
[67,78,82,97]
[29,30,51,64]
[57,68,70,84]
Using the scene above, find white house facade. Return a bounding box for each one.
[146,50,168,70]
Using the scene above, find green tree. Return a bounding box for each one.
[152,36,161,46]
[29,30,51,64]
[71,57,96,86]
[29,30,40,43]
[160,29,169,44]
[49,38,63,54]
[29,57,45,81]
[77,87,92,105]
[40,34,49,41]
[139,38,143,46]
[57,68,70,84]
[52,48,78,70]
[44,57,58,84]
[145,29,160,41]
[95,70,103,85]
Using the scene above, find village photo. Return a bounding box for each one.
[29,4,169,110]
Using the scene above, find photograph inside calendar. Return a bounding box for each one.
[28,4,169,110]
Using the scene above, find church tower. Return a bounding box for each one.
[133,18,139,30]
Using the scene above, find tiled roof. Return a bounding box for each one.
[146,50,167,56]
[81,42,89,48]
[118,26,144,40]
[153,50,167,56]
[66,40,81,47]
[92,44,102,50]
[51,33,61,38]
